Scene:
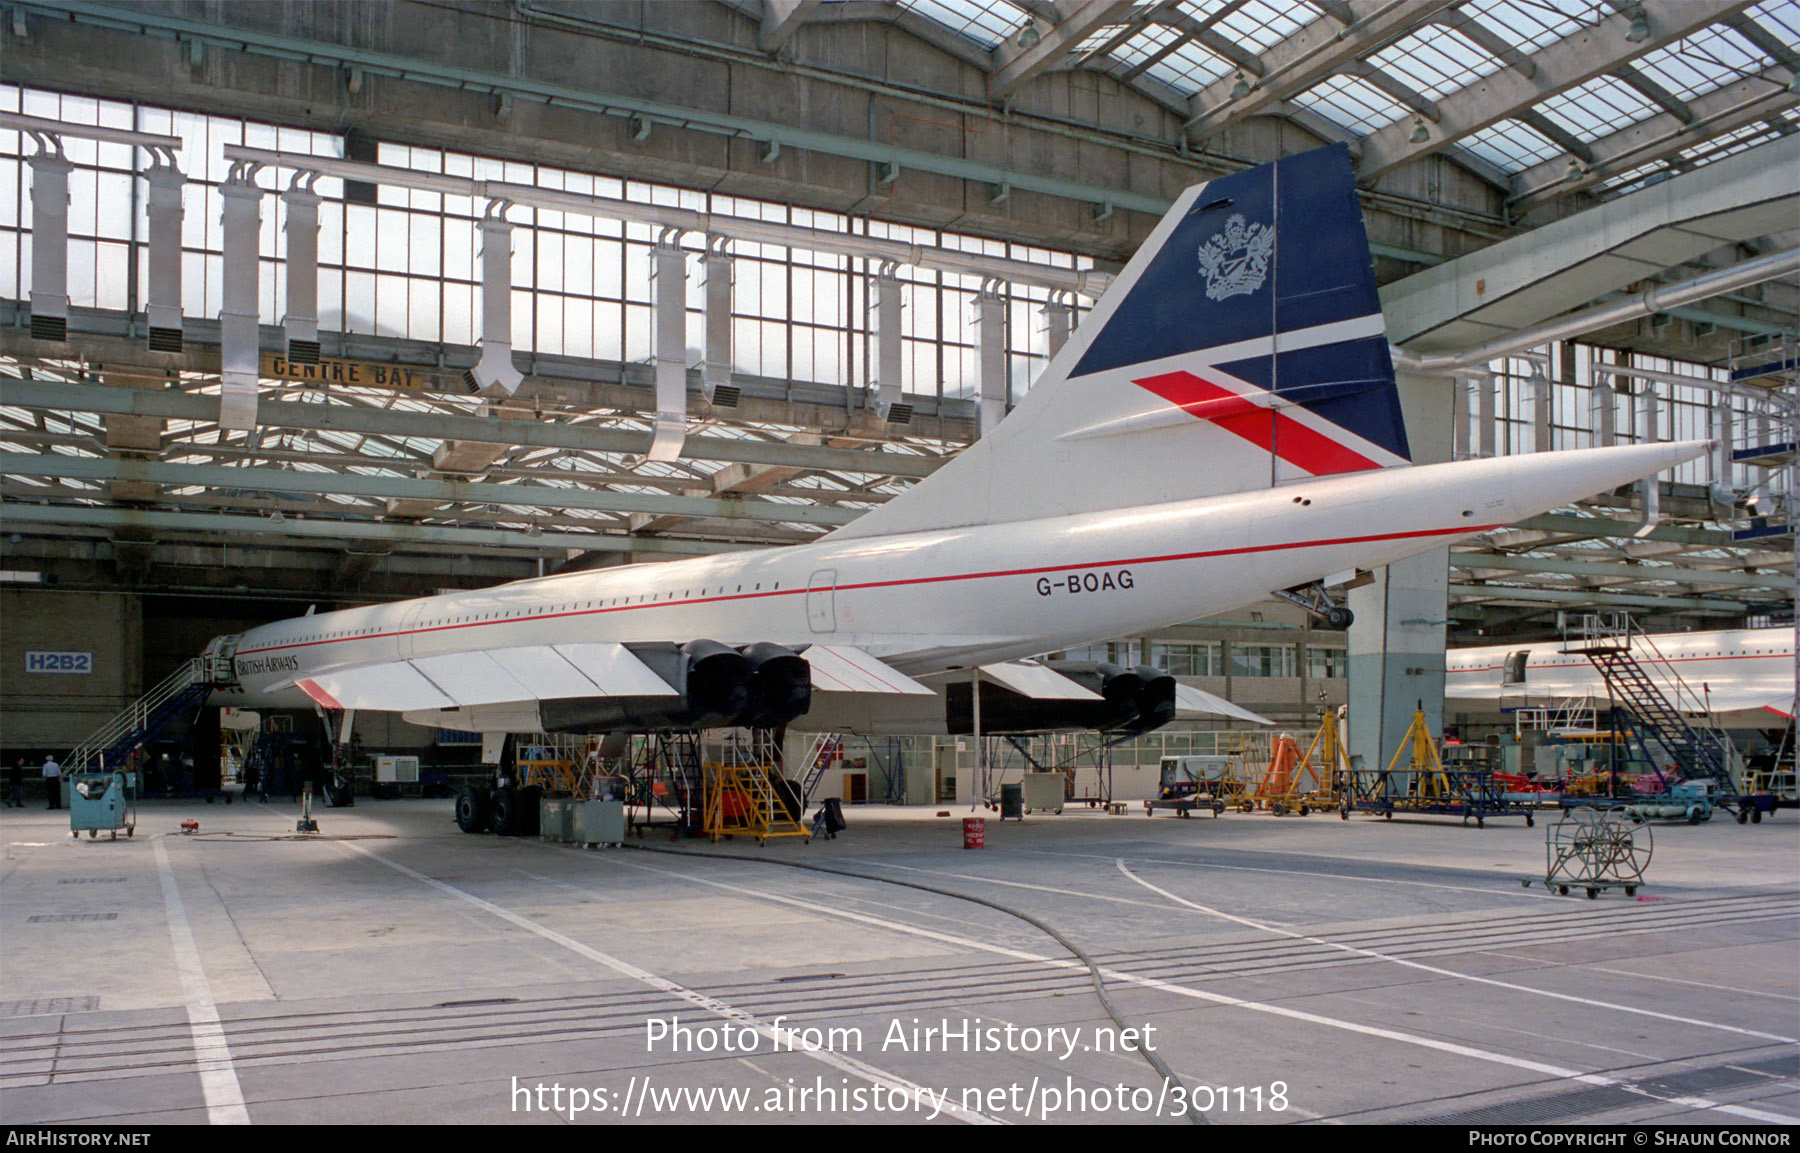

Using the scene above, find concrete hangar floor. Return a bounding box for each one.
[0,798,1794,1127]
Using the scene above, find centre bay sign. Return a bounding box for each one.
[261,354,430,391]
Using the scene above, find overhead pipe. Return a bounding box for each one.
[217,162,264,431]
[220,145,1113,298]
[1390,247,1800,375]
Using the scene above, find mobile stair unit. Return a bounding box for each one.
[1561,613,1747,820]
[62,643,234,780]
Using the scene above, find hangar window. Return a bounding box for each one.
[1149,642,1221,677]
[1231,644,1296,679]
[1306,648,1347,679]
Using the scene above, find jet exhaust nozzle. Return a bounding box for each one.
[737,642,813,728]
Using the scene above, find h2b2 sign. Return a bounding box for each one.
[25,651,93,674]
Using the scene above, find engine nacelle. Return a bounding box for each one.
[945,661,1171,735]
[737,642,813,729]
[1127,665,1177,733]
[538,640,809,733]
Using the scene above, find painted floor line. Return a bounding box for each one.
[610,851,1796,1126]
[331,839,997,1125]
[1018,845,1564,901]
[1586,965,1800,1003]
[1113,859,1797,1044]
[1113,858,1796,1126]
[153,837,251,1125]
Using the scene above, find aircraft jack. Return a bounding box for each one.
[296,784,320,834]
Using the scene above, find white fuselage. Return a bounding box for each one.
[1446,628,1797,724]
[213,442,1707,725]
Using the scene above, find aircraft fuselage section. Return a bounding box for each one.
[215,451,1558,714]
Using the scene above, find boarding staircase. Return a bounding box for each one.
[798,733,842,804]
[62,657,215,776]
[1563,614,1739,805]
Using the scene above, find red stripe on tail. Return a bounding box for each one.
[1135,370,1381,475]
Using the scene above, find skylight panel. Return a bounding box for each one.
[1149,39,1234,95]
[1291,74,1411,134]
[1107,20,1181,72]
[1459,119,1565,171]
[1538,75,1662,138]
[1214,0,1308,53]
[1372,25,1503,100]
[1746,0,1800,46]
[1633,26,1769,101]
[900,0,1028,49]
[1461,0,1589,53]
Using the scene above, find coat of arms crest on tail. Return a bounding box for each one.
[1196,213,1274,301]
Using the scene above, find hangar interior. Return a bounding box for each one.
[0,0,1795,803]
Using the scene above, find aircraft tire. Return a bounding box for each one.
[516,786,542,837]
[455,789,490,834]
[1324,606,1353,630]
[490,787,519,836]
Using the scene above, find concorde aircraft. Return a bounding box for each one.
[203,145,1709,763]
[1446,627,1797,726]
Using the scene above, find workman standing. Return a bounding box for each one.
[42,754,61,810]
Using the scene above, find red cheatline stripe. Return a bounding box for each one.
[295,679,343,710]
[1135,369,1380,475]
[235,521,1497,661]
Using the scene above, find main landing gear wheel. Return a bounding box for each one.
[489,786,519,836]
[455,789,490,834]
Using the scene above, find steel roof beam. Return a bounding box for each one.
[1430,10,1535,80]
[1078,0,1174,70]
[0,503,752,556]
[1612,63,1696,125]
[1517,110,1595,164]
[1354,0,1753,182]
[1450,550,1790,590]
[0,378,944,480]
[1,452,863,526]
[1447,584,1754,612]
[759,0,821,55]
[1508,71,1799,206]
[1182,0,1458,141]
[989,0,1138,98]
[1724,13,1800,74]
[1341,59,1440,120]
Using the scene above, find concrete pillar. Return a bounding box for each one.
[1347,552,1449,770]
[1346,369,1454,770]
